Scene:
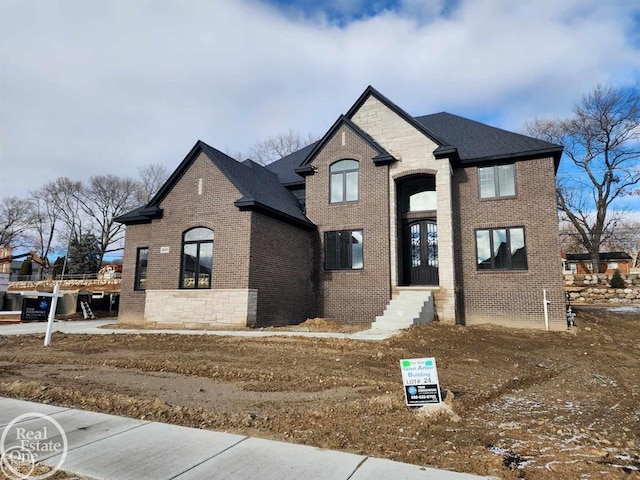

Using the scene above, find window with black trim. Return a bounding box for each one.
[134,247,148,291]
[476,227,527,270]
[181,227,214,288]
[324,230,363,270]
[330,159,359,203]
[478,164,515,199]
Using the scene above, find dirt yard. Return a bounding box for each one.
[0,307,638,479]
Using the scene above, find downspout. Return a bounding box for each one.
[543,289,550,331]
[388,164,393,303]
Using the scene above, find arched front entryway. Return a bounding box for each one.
[397,175,438,285]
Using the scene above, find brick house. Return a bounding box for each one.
[116,86,567,330]
[563,252,633,275]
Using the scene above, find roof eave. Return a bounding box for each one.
[234,199,316,231]
[294,165,315,177]
[114,207,163,225]
[433,146,460,162]
[455,147,564,169]
[372,154,397,166]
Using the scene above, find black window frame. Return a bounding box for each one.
[329,159,359,204]
[134,247,149,291]
[180,227,214,289]
[475,226,528,271]
[477,164,516,200]
[324,230,364,270]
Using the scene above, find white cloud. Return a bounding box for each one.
[1,0,638,199]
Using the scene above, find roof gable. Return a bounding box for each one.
[296,115,396,173]
[346,85,451,149]
[116,141,314,229]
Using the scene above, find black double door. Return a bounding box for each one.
[402,219,438,285]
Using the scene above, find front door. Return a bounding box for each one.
[403,220,438,285]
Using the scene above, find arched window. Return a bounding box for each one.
[399,176,436,212]
[330,159,359,203]
[181,227,214,289]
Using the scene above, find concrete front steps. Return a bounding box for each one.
[370,288,435,331]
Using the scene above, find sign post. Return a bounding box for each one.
[400,357,442,406]
[44,284,62,347]
[18,285,64,347]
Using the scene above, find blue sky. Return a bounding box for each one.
[1,0,639,212]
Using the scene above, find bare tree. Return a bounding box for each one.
[136,163,170,205]
[248,129,317,165]
[41,177,85,239]
[78,174,139,263]
[607,221,640,269]
[558,221,584,254]
[0,196,33,249]
[28,187,62,265]
[526,84,640,273]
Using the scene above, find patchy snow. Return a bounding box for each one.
[607,305,640,313]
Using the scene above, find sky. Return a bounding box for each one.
[1,0,639,209]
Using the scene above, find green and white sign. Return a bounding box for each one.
[400,357,442,406]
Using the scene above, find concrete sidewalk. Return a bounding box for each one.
[0,319,397,340]
[0,398,494,480]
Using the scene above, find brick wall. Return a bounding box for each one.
[248,212,314,326]
[305,124,391,324]
[119,223,151,324]
[452,157,566,330]
[119,152,253,325]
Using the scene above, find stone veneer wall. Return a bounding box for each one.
[350,96,456,323]
[564,274,640,304]
[144,289,257,326]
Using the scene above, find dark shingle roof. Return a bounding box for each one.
[415,112,563,165]
[197,142,313,228]
[566,252,632,261]
[116,141,313,229]
[266,142,318,186]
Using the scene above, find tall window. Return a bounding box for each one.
[181,227,214,288]
[478,164,515,199]
[134,247,148,291]
[325,230,363,270]
[330,160,359,203]
[476,227,527,270]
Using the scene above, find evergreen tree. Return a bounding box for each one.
[18,259,32,278]
[51,256,65,279]
[610,269,625,289]
[67,233,101,274]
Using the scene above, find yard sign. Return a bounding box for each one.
[400,357,442,406]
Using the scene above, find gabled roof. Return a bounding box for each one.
[342,85,564,168]
[566,252,632,262]
[415,112,563,167]
[345,85,451,149]
[295,114,396,172]
[266,142,318,187]
[115,141,314,230]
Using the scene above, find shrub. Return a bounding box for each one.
[610,269,625,288]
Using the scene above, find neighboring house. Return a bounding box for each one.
[115,86,567,330]
[563,252,632,274]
